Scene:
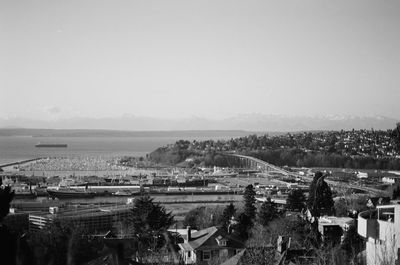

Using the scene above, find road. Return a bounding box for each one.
[229,154,386,196]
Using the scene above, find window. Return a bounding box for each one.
[203,251,211,261]
[216,236,227,246]
[188,251,191,258]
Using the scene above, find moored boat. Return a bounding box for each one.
[46,188,96,199]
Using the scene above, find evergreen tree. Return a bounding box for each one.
[341,224,364,263]
[258,198,278,226]
[219,203,236,230]
[29,221,102,265]
[0,179,14,222]
[236,212,252,240]
[392,186,400,200]
[130,195,174,251]
[243,184,256,219]
[0,179,17,265]
[183,206,223,230]
[391,122,400,151]
[286,189,306,212]
[307,172,334,217]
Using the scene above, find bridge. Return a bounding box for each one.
[224,153,385,196]
[226,154,296,177]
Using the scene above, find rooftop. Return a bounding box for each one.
[30,204,131,219]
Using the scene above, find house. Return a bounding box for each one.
[178,226,244,264]
[357,172,368,179]
[317,216,354,244]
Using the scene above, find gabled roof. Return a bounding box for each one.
[179,226,244,251]
[188,226,219,250]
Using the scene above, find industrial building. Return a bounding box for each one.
[29,205,132,233]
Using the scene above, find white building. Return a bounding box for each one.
[358,204,400,265]
[357,171,368,179]
[382,175,400,185]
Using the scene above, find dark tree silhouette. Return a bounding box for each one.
[29,221,101,265]
[183,206,223,230]
[129,195,174,251]
[392,185,400,200]
[236,213,252,241]
[286,189,306,212]
[243,184,256,220]
[307,172,335,217]
[0,179,16,265]
[0,179,14,222]
[391,122,400,151]
[341,224,364,263]
[258,198,278,226]
[219,203,236,230]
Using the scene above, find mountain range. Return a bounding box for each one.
[0,114,398,133]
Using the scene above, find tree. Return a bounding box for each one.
[392,185,400,200]
[183,207,204,230]
[183,206,224,230]
[258,198,278,226]
[340,224,364,264]
[236,213,252,240]
[130,195,174,251]
[0,179,14,223]
[219,203,236,230]
[243,184,256,220]
[29,221,103,265]
[391,122,400,151]
[334,198,349,217]
[307,172,335,217]
[286,189,306,212]
[0,179,16,265]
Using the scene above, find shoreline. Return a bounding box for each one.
[0,158,43,169]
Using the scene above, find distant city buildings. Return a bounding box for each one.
[184,130,400,160]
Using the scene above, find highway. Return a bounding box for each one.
[228,154,386,196]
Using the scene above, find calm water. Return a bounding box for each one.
[0,135,233,165]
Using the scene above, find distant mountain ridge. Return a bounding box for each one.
[0,114,397,132]
[0,128,251,138]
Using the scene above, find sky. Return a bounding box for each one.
[1,0,400,121]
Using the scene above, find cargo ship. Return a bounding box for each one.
[35,143,68,148]
[47,187,96,199]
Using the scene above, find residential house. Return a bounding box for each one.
[178,226,244,265]
[317,216,354,244]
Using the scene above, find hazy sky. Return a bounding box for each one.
[1,0,399,120]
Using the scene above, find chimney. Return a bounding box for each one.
[187,226,191,241]
[277,236,292,253]
[277,236,286,253]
